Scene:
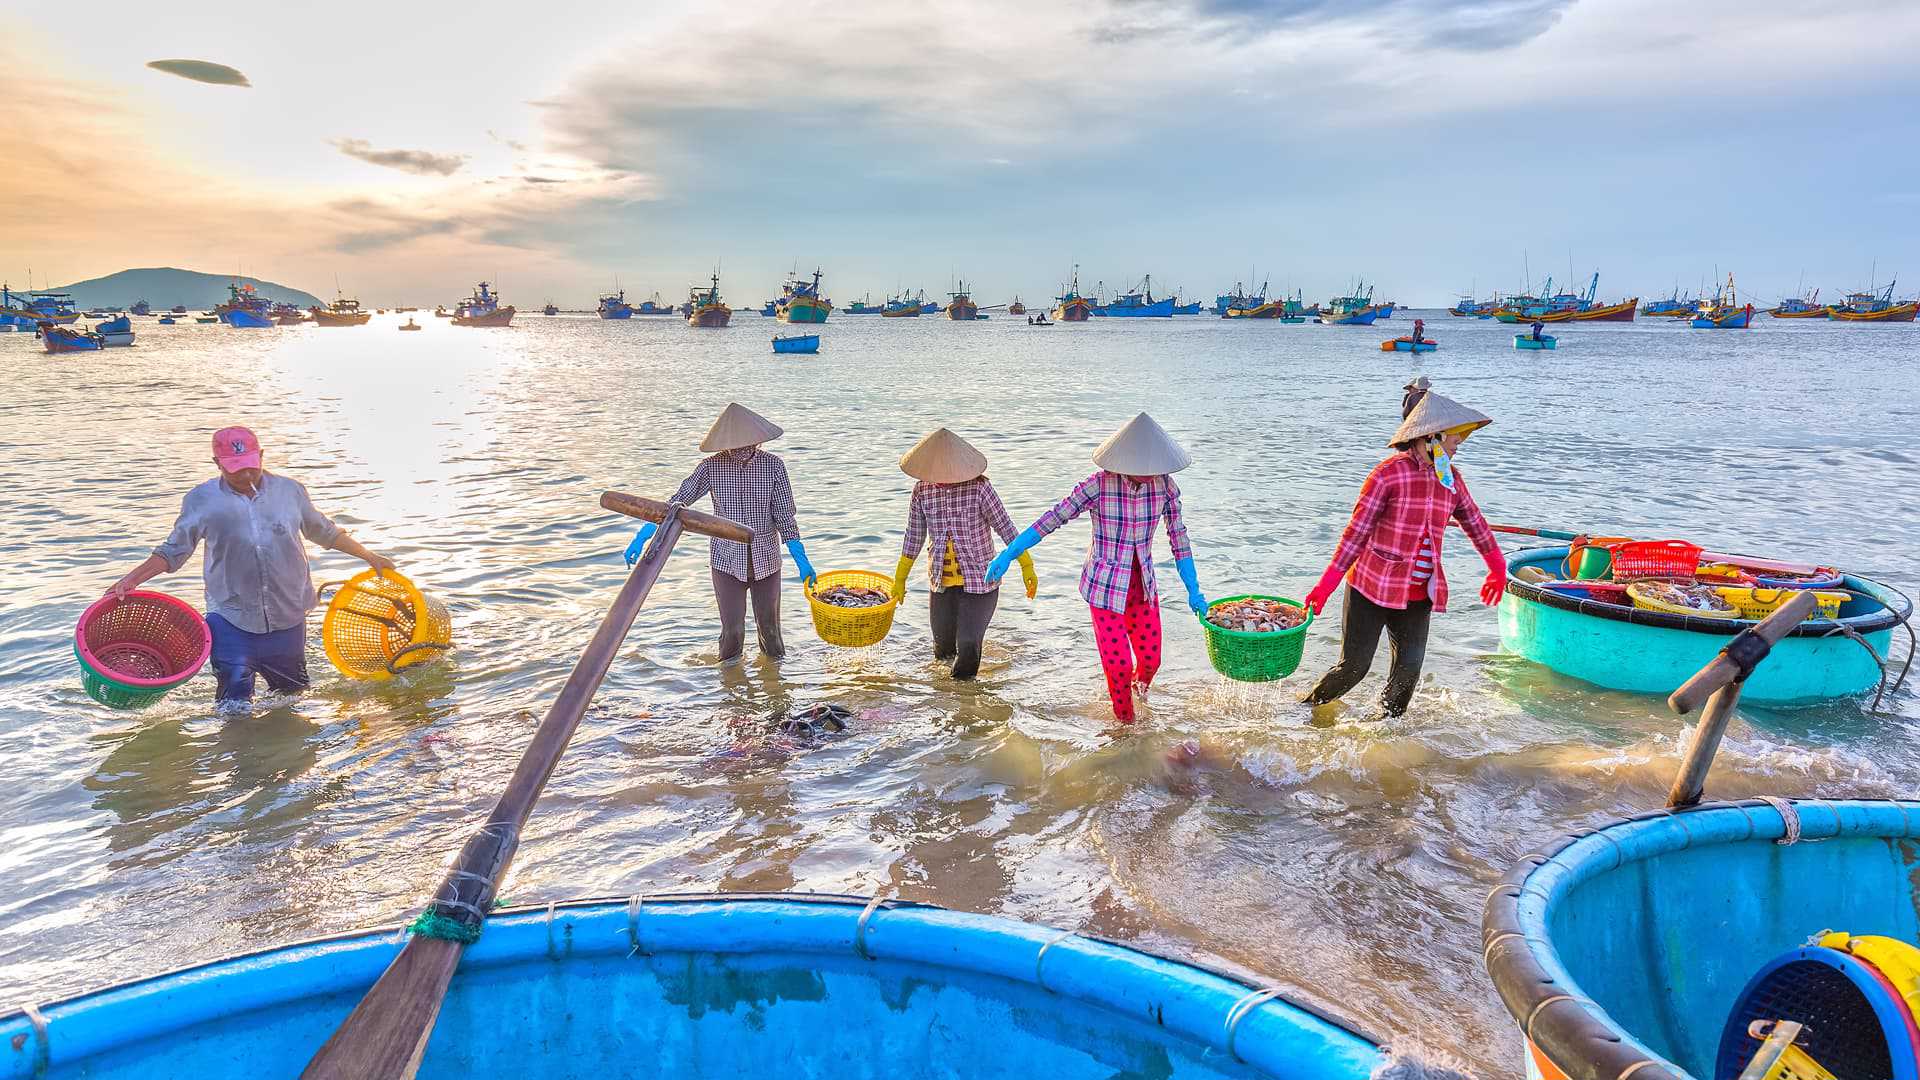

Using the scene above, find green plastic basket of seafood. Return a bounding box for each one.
[1197,594,1314,683]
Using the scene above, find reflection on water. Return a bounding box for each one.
[1,314,1917,1076]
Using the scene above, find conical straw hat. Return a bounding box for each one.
[700,402,784,453]
[1092,413,1191,475]
[1388,390,1491,447]
[900,427,988,483]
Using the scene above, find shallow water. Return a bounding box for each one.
[1,311,1916,1076]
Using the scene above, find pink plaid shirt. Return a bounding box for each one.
[903,477,1020,594]
[1329,452,1500,612]
[1032,471,1193,613]
[671,448,801,583]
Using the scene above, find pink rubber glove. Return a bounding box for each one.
[1304,563,1345,615]
[1480,566,1508,606]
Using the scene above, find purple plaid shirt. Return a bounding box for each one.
[1032,471,1193,613]
[671,449,801,582]
[902,477,1019,594]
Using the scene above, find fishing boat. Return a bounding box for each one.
[1318,283,1382,326]
[434,305,451,318]
[168,304,186,314]
[1768,286,1827,318]
[1006,296,1026,315]
[156,316,175,325]
[129,299,150,316]
[39,324,104,352]
[636,293,673,315]
[1213,280,1267,316]
[1486,798,1920,1080]
[92,315,135,346]
[399,318,422,331]
[1052,269,1093,322]
[216,282,274,328]
[945,281,980,321]
[1379,336,1435,352]
[452,281,515,326]
[1376,302,1396,319]
[1224,299,1283,319]
[1171,293,1203,315]
[1689,275,1753,328]
[776,268,832,324]
[598,291,634,319]
[310,295,372,327]
[843,294,884,315]
[686,274,731,327]
[1093,275,1175,317]
[1640,288,1699,318]
[1498,545,1908,701]
[543,301,560,316]
[0,285,79,327]
[194,316,217,324]
[771,332,820,354]
[881,291,926,318]
[1514,333,1557,350]
[0,893,1388,1080]
[1827,278,1918,322]
[1449,294,1501,317]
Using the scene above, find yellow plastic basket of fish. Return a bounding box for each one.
[1714,586,1849,622]
[804,570,900,648]
[321,569,453,679]
[1625,581,1740,620]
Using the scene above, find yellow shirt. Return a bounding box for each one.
[942,540,964,587]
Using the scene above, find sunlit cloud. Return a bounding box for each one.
[145,58,251,87]
[331,138,469,177]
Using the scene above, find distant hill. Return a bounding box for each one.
[48,268,323,310]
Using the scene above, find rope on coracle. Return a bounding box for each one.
[854,888,890,960]
[1758,796,1802,845]
[1224,987,1283,1062]
[20,1001,49,1074]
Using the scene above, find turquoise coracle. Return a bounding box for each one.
[0,895,1383,1079]
[1497,546,1910,702]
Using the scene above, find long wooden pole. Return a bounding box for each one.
[302,495,748,1079]
[1665,590,1817,808]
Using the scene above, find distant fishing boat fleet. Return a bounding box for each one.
[1451,270,1917,325]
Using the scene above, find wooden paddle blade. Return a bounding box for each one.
[301,934,465,1079]
[602,491,752,544]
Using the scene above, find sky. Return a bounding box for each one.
[5,0,1920,308]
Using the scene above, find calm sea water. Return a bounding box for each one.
[1,310,1916,1075]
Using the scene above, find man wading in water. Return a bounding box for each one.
[106,426,396,706]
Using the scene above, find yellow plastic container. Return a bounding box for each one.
[1625,581,1739,619]
[803,570,900,648]
[321,569,453,679]
[1714,587,1848,622]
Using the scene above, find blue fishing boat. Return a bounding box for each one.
[1094,276,1176,317]
[129,299,150,316]
[881,291,928,318]
[635,293,673,315]
[758,300,777,317]
[1513,333,1556,349]
[1171,290,1203,315]
[772,332,820,353]
[0,284,78,328]
[844,294,883,314]
[1318,283,1382,326]
[1641,287,1700,318]
[1449,294,1500,317]
[0,894,1386,1080]
[776,268,833,324]
[1375,302,1396,319]
[38,324,103,352]
[1213,280,1266,316]
[156,316,176,325]
[598,291,634,319]
[1486,798,1920,1080]
[1498,545,1909,701]
[918,298,942,315]
[1689,275,1754,328]
[92,315,135,346]
[1768,286,1826,318]
[215,282,274,328]
[1827,278,1918,322]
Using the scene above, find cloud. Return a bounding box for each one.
[146,59,251,87]
[330,138,469,176]
[1168,0,1575,50]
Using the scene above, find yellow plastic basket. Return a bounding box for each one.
[1714,587,1849,622]
[1625,581,1739,619]
[321,569,453,679]
[803,569,900,648]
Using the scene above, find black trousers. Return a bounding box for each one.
[713,569,784,661]
[929,588,999,679]
[1304,585,1432,716]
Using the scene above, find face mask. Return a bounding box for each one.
[1428,437,1455,490]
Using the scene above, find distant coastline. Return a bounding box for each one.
[46,267,323,310]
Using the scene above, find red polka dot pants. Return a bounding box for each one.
[1089,567,1161,723]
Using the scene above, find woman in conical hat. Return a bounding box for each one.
[987,413,1207,724]
[622,403,817,662]
[1299,383,1506,718]
[891,428,1036,679]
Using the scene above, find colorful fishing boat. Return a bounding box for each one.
[1006,296,1027,315]
[1690,275,1753,328]
[776,268,832,324]
[39,324,104,352]
[309,294,371,326]
[757,300,777,317]
[1213,281,1266,316]
[686,274,731,327]
[215,282,274,328]
[1224,299,1283,319]
[881,290,926,318]
[1449,294,1500,317]
[0,894,1387,1080]
[1318,283,1382,326]
[1640,288,1699,318]
[1485,798,1920,1080]
[598,291,634,319]
[1093,276,1175,317]
[1769,287,1827,318]
[92,315,136,346]
[1514,333,1557,350]
[1051,268,1093,322]
[1497,545,1908,701]
[844,294,884,315]
[1827,278,1918,322]
[635,293,673,315]
[771,332,820,354]
[945,281,980,321]
[1567,297,1638,322]
[0,284,78,328]
[452,281,515,326]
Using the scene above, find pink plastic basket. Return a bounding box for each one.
[75,592,211,700]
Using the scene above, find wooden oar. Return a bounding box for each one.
[301,492,750,1080]
[1470,522,1823,576]
[1664,589,1816,808]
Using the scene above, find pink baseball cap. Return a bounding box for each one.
[212,426,262,471]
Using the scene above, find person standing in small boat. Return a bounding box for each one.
[624,403,816,662]
[987,414,1206,724]
[891,428,1036,679]
[1299,385,1506,718]
[105,426,396,705]
[1530,320,1544,342]
[1411,317,1427,344]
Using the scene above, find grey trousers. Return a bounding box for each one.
[929,587,999,679]
[714,569,784,661]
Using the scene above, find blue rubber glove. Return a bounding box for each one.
[986,526,1043,584]
[1175,555,1206,616]
[786,539,817,587]
[623,523,657,567]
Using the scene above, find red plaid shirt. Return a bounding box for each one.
[1330,452,1500,612]
[1032,471,1193,613]
[902,477,1020,594]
